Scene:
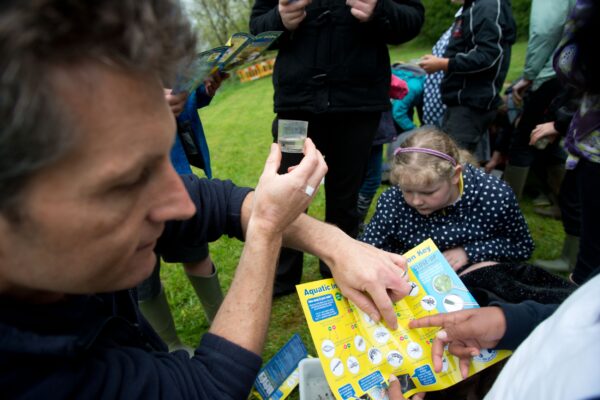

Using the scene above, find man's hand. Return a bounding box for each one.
[251,138,327,234]
[387,375,406,400]
[279,0,312,31]
[511,78,532,105]
[387,375,425,400]
[204,72,229,97]
[484,150,506,173]
[409,307,507,379]
[419,55,449,74]
[164,88,189,117]
[329,240,412,330]
[529,121,559,146]
[442,247,468,271]
[346,0,377,22]
[210,138,325,354]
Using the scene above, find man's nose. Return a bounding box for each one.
[148,164,196,223]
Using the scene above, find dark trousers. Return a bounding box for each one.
[572,158,600,284]
[508,78,566,167]
[558,168,581,237]
[272,111,380,292]
[359,144,384,199]
[442,106,496,153]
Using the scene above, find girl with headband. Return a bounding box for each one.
[360,127,534,273]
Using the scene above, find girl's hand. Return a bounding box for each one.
[419,55,448,74]
[442,247,468,271]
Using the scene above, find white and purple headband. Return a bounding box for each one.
[394,147,457,166]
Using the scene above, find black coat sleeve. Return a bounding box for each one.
[155,175,252,261]
[448,2,505,74]
[371,0,425,44]
[492,301,558,350]
[250,0,284,33]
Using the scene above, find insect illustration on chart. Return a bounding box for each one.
[406,342,423,359]
[442,294,477,312]
[420,295,437,311]
[354,335,366,352]
[386,350,404,368]
[321,339,335,358]
[373,327,391,344]
[408,281,420,297]
[347,356,360,374]
[368,348,383,365]
[330,357,344,377]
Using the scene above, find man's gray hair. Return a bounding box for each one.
[0,0,196,218]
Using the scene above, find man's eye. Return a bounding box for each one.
[118,168,151,190]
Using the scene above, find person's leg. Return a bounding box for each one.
[504,79,561,198]
[357,144,383,228]
[183,243,223,324]
[532,141,568,217]
[137,256,190,353]
[442,106,496,153]
[383,129,412,183]
[534,169,580,272]
[314,112,380,277]
[571,159,600,284]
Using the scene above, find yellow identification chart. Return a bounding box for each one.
[296,239,511,399]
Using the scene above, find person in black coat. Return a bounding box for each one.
[250,0,425,294]
[419,0,516,154]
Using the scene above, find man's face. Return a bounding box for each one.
[0,64,196,296]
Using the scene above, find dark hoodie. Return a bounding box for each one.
[442,0,517,111]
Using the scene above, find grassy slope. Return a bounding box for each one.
[161,40,562,394]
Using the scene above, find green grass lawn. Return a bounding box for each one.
[160,40,563,397]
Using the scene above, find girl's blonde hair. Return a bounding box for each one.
[390,126,475,188]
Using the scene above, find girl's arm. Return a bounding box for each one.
[462,187,534,263]
[359,189,403,254]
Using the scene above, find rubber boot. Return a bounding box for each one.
[533,205,562,219]
[533,164,566,219]
[532,193,551,207]
[534,234,580,272]
[502,164,530,200]
[546,164,566,198]
[138,287,193,355]
[187,265,224,324]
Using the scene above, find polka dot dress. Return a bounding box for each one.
[422,27,451,126]
[360,164,534,263]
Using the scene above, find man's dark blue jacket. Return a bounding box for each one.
[0,177,260,399]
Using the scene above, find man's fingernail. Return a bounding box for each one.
[389,374,398,382]
[369,313,379,322]
[436,330,448,340]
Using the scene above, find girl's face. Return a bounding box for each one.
[399,167,462,215]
